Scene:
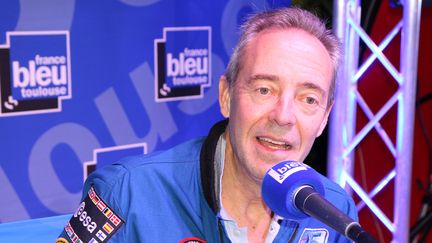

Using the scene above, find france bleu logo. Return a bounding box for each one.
[154,26,211,102]
[0,31,71,116]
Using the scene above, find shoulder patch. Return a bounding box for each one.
[63,186,125,242]
[299,228,329,243]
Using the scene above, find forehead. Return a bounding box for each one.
[239,28,333,92]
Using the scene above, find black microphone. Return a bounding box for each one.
[261,161,378,243]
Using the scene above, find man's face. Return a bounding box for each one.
[219,28,333,183]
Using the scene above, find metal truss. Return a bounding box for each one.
[328,0,422,242]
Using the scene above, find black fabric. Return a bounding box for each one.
[200,119,228,213]
[65,186,124,242]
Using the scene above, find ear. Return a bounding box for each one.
[219,75,231,118]
[316,102,333,137]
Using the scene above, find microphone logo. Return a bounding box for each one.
[267,161,307,184]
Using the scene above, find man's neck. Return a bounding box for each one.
[221,134,273,242]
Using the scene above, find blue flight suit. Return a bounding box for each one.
[57,120,357,242]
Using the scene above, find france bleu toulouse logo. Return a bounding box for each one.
[0,31,71,116]
[154,26,211,102]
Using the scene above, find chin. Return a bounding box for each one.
[258,163,275,177]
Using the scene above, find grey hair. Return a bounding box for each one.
[224,7,342,108]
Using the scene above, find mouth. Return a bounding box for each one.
[256,136,293,150]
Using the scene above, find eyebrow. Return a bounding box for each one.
[300,82,326,97]
[247,74,280,83]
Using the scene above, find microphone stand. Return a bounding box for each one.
[410,206,432,242]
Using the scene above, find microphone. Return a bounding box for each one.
[262,161,378,243]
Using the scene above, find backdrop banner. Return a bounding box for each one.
[0,0,290,223]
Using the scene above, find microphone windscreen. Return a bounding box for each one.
[261,161,325,219]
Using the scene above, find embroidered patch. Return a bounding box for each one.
[63,186,125,242]
[179,237,206,243]
[299,228,329,243]
[56,237,69,243]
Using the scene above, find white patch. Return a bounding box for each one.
[268,166,306,184]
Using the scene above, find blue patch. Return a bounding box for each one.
[299,228,329,243]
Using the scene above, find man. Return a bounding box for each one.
[57,7,357,243]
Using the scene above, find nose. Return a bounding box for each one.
[269,96,297,126]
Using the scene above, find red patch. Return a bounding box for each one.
[179,237,206,243]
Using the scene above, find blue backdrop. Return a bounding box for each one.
[0,0,290,223]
